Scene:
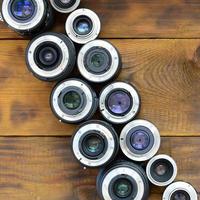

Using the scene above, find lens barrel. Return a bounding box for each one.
[50,0,80,13]
[50,78,98,124]
[146,154,177,187]
[163,181,198,200]
[78,39,122,83]
[72,120,119,167]
[97,161,149,200]
[120,119,161,162]
[26,32,76,81]
[65,8,101,44]
[2,0,54,36]
[99,82,140,124]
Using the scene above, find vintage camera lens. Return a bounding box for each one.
[146,154,177,187]
[72,120,119,167]
[65,8,101,44]
[50,0,80,13]
[99,82,140,124]
[1,0,54,35]
[50,78,98,124]
[120,119,160,162]
[78,40,122,83]
[26,32,76,81]
[97,161,149,200]
[163,182,198,200]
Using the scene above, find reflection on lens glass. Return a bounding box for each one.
[63,91,81,110]
[107,90,131,115]
[171,190,190,200]
[39,47,58,66]
[91,53,105,68]
[60,0,71,3]
[74,16,92,35]
[85,135,103,154]
[12,0,35,19]
[155,164,167,176]
[113,178,132,198]
[131,130,150,150]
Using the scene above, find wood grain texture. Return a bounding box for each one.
[0,39,200,136]
[0,137,199,200]
[2,0,200,39]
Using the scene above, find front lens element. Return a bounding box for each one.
[113,178,132,198]
[107,90,131,115]
[74,16,92,35]
[63,91,81,110]
[12,0,35,20]
[171,191,191,200]
[131,130,150,150]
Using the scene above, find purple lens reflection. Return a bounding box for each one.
[131,130,150,150]
[107,91,131,115]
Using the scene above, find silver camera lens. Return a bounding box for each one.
[26,32,76,81]
[163,181,198,200]
[78,40,122,83]
[120,119,161,162]
[146,154,178,187]
[50,78,98,124]
[99,82,140,124]
[1,0,54,35]
[97,161,149,200]
[72,120,119,168]
[65,8,101,44]
[50,0,80,13]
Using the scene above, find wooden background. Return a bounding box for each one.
[0,0,200,199]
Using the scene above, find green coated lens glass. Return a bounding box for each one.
[114,178,132,198]
[86,135,103,153]
[63,91,81,110]
[91,53,105,68]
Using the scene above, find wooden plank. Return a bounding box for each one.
[0,39,200,136]
[2,0,200,39]
[0,137,199,200]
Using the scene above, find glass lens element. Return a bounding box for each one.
[171,190,191,200]
[39,47,58,66]
[74,16,92,35]
[155,164,167,176]
[12,0,35,19]
[91,53,105,68]
[63,91,81,110]
[113,178,132,198]
[131,130,150,150]
[85,135,103,154]
[107,90,131,115]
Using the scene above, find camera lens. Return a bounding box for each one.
[163,182,198,200]
[120,119,160,162]
[97,161,149,200]
[2,0,54,35]
[50,0,80,13]
[78,40,121,83]
[50,78,98,124]
[99,82,140,124]
[26,32,76,81]
[146,154,177,187]
[72,120,119,167]
[65,8,101,44]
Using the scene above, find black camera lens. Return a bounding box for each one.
[163,182,198,200]
[66,8,101,44]
[50,0,80,13]
[120,119,160,162]
[146,154,177,187]
[99,82,140,124]
[2,0,54,36]
[26,32,76,81]
[78,40,121,83]
[51,79,98,124]
[72,120,119,167]
[97,161,149,200]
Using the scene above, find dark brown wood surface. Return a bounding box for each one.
[0,0,200,199]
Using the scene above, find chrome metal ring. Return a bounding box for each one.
[101,167,145,200]
[120,119,161,162]
[65,8,101,44]
[78,40,120,83]
[72,122,116,167]
[2,0,45,31]
[27,34,69,79]
[146,154,178,187]
[163,181,198,200]
[99,82,140,124]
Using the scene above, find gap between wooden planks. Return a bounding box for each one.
[0,39,199,136]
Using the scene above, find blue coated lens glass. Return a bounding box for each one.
[12,0,35,19]
[74,16,92,35]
